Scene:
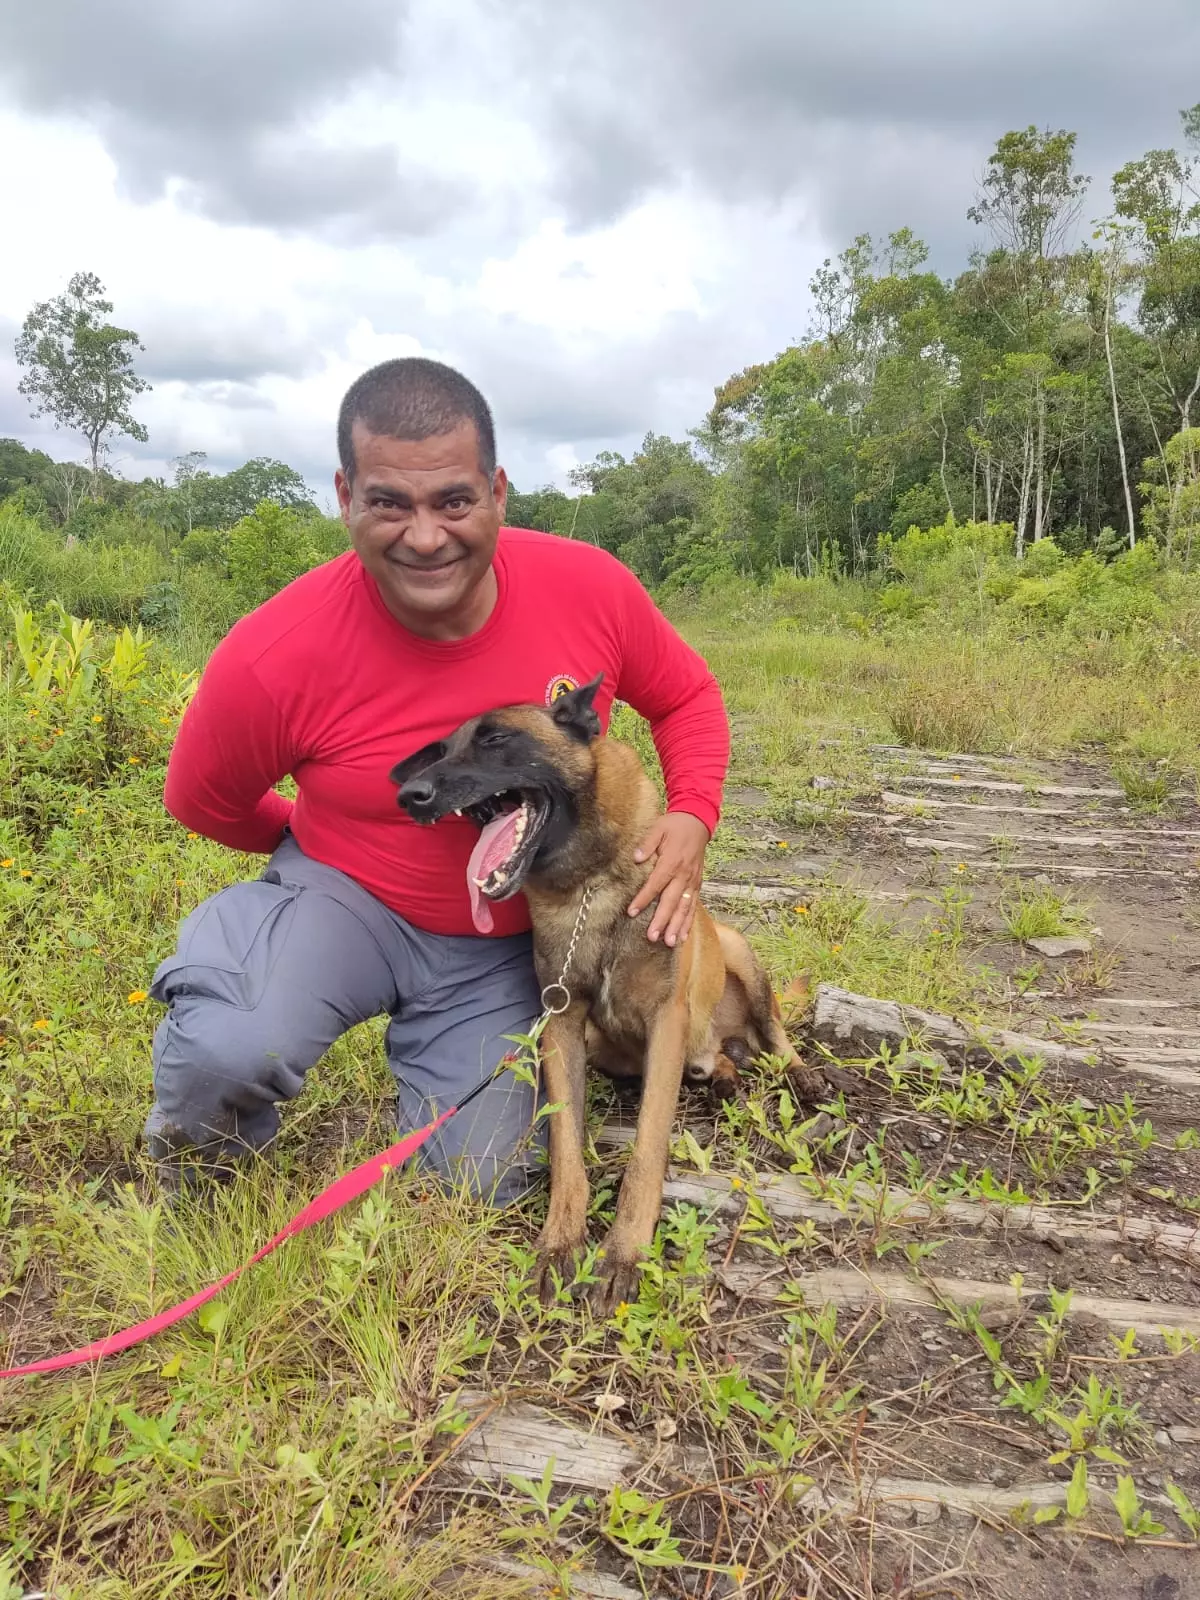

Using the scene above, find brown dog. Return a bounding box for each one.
[391,676,820,1313]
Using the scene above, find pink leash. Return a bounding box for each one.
[1,1105,462,1380]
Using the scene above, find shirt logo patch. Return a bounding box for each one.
[546,674,580,705]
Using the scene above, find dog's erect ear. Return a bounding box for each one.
[388,739,447,788]
[550,673,603,743]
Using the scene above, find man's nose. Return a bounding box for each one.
[403,508,447,554]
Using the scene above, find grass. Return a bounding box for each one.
[675,588,1200,779]
[1113,757,1176,813]
[885,676,995,755]
[4,592,1200,1598]
[998,881,1087,943]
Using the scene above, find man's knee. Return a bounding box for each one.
[400,1078,548,1208]
[148,987,315,1161]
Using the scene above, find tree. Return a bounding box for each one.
[1090,225,1138,548]
[1112,106,1200,436]
[0,437,55,501]
[227,501,344,609]
[1141,426,1200,567]
[190,457,316,528]
[967,127,1089,347]
[14,272,150,496]
[171,450,208,535]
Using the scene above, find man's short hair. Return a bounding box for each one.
[337,358,497,480]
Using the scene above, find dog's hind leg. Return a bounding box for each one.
[591,998,688,1315]
[715,923,826,1101]
[684,1044,742,1103]
[535,1003,591,1303]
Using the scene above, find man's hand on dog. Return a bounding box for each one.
[628,811,710,947]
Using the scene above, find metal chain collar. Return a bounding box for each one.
[538,882,596,1017]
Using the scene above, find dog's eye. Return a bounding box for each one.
[476,727,512,749]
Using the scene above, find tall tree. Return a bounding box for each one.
[1112,106,1200,436]
[967,126,1090,348]
[171,450,209,535]
[14,272,150,496]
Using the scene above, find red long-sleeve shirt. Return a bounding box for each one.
[164,529,730,937]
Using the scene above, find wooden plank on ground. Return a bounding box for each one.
[716,1263,1200,1339]
[809,983,1200,1089]
[886,775,1125,799]
[453,1393,706,1488]
[650,1166,1200,1269]
[899,839,1182,876]
[444,1387,1169,1537]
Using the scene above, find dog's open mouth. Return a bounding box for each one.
[464,791,551,932]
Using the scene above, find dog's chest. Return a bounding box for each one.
[532,899,667,1045]
[592,963,627,1038]
[583,942,671,1048]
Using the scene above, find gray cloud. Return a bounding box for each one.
[5,0,1199,498]
[136,310,324,385]
[512,0,1200,266]
[0,0,469,240]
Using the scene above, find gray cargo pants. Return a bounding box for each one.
[144,834,545,1205]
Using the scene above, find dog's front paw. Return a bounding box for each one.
[588,1248,642,1318]
[534,1233,587,1305]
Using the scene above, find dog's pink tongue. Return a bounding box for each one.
[466,810,521,934]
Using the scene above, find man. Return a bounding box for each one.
[146,358,730,1204]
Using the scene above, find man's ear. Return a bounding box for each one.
[550,673,604,743]
[388,739,447,788]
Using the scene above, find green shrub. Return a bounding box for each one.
[227,502,346,610]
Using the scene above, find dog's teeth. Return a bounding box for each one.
[473,876,488,889]
[453,809,462,818]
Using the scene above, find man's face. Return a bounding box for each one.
[335,420,508,632]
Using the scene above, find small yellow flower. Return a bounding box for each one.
[730,1176,744,1190]
[127,990,149,1005]
[128,756,141,765]
[19,870,32,879]
[776,841,789,851]
[831,943,843,953]
[159,715,171,724]
[954,862,967,874]
[53,727,65,737]
[951,774,962,783]
[615,1301,630,1317]
[26,708,38,719]
[187,831,200,840]
[92,714,103,724]
[74,806,86,815]
[1,859,13,869]
[32,1018,50,1030]
[794,904,809,916]
[175,877,185,887]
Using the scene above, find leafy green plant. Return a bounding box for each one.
[1112,1475,1166,1538]
[603,1487,683,1569]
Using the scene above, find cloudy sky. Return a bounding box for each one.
[0,0,1196,503]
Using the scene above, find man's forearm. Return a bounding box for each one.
[164,772,294,854]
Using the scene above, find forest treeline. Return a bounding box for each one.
[4,116,1200,603]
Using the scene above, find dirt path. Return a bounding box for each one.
[475,746,1200,1598]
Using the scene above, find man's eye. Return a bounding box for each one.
[445,498,468,512]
